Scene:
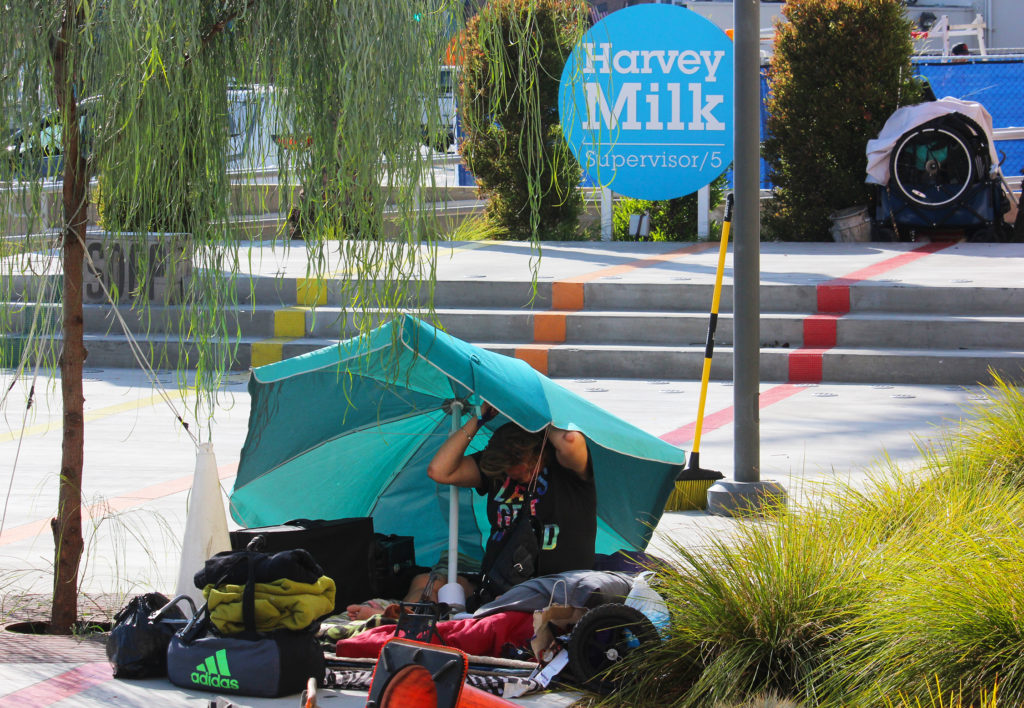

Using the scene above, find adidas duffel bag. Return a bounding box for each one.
[167,624,324,697]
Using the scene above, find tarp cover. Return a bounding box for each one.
[865,97,1000,186]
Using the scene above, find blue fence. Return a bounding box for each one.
[915,58,1024,181]
[755,57,1024,190]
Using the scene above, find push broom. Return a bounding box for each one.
[665,194,732,511]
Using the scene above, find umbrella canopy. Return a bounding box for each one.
[230,315,686,567]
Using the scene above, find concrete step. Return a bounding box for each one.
[8,270,1024,317]
[4,332,1020,386]
[16,303,1024,352]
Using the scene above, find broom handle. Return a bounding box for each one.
[689,194,733,469]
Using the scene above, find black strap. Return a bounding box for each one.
[242,551,257,634]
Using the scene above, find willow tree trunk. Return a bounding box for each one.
[50,0,87,635]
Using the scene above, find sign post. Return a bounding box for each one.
[705,0,787,516]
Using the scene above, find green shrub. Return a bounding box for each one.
[763,0,920,241]
[612,176,726,241]
[459,0,588,240]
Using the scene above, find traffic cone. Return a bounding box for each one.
[367,638,517,708]
[174,443,231,608]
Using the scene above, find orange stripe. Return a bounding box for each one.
[515,346,549,375]
[551,281,584,311]
[534,312,567,343]
[0,462,238,547]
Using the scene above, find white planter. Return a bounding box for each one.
[82,229,191,304]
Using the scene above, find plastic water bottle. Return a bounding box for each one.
[625,571,670,637]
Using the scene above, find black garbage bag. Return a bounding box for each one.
[106,592,186,678]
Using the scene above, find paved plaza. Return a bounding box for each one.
[1,238,1019,706]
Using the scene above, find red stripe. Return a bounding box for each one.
[817,284,851,314]
[788,349,827,383]
[803,315,839,347]
[0,662,111,707]
[794,241,956,383]
[814,241,953,313]
[659,383,805,446]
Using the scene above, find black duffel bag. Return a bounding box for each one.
[166,609,324,697]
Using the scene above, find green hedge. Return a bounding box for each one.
[459,0,589,240]
[763,0,920,241]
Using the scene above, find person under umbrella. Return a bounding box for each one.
[346,404,596,618]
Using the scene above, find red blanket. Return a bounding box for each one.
[336,611,535,659]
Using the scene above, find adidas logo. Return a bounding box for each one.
[190,648,240,690]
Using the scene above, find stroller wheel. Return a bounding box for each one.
[565,603,658,693]
[891,120,981,208]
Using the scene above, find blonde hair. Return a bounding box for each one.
[478,423,545,478]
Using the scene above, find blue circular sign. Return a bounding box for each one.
[559,4,734,200]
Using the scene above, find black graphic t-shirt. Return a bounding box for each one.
[474,452,597,576]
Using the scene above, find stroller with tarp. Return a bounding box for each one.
[866,97,1017,241]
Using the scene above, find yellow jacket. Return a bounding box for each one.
[203,576,336,634]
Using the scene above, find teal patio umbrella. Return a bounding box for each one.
[230,315,686,574]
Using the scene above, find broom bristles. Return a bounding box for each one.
[665,479,717,511]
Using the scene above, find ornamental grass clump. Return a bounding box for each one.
[613,497,882,707]
[824,491,1024,706]
[610,378,1024,708]
[821,378,1024,707]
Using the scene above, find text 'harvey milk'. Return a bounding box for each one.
[581,43,727,132]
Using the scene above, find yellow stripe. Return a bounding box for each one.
[274,308,307,338]
[0,388,191,443]
[251,338,288,368]
[296,278,327,306]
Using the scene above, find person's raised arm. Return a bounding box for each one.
[548,427,591,480]
[427,414,485,488]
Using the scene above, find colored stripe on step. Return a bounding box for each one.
[274,307,308,338]
[815,240,954,314]
[296,278,327,306]
[515,243,716,372]
[533,312,567,343]
[789,241,957,383]
[251,338,287,368]
[515,346,549,375]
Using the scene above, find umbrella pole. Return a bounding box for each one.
[447,401,463,587]
[439,400,467,611]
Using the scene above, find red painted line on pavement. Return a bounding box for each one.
[0,462,237,547]
[0,662,111,707]
[815,240,953,314]
[659,383,805,447]
[790,241,957,382]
